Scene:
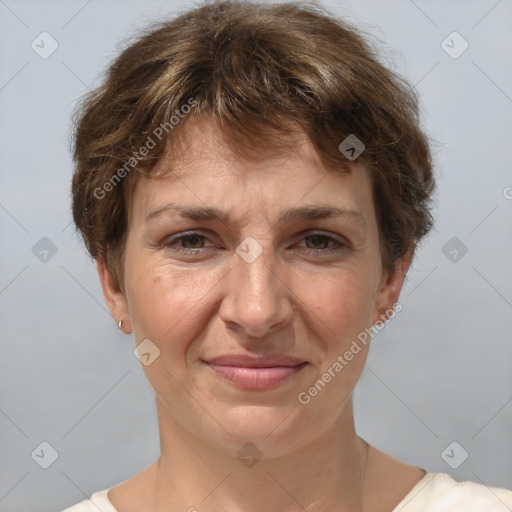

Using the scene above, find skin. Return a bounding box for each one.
[98,117,426,512]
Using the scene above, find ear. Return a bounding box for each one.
[372,246,414,325]
[97,259,132,334]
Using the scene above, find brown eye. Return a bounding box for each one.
[178,234,206,249]
[297,233,347,255]
[164,232,212,254]
[304,234,332,249]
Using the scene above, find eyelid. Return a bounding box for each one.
[164,230,215,247]
[164,229,346,243]
[295,229,348,245]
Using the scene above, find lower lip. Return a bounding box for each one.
[204,363,308,390]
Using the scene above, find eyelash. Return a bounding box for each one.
[164,231,347,256]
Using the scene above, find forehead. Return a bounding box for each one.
[129,117,376,231]
[150,116,330,177]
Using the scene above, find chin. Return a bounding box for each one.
[200,404,316,458]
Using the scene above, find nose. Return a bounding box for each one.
[218,242,294,338]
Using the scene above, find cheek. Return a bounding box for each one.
[303,269,375,343]
[296,271,375,412]
[124,255,226,355]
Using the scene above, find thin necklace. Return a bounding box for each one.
[360,439,370,511]
[153,442,372,511]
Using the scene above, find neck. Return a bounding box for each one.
[152,395,369,512]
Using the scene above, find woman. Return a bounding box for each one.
[63,1,512,510]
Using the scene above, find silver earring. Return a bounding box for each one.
[118,319,123,331]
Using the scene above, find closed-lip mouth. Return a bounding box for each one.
[202,355,307,368]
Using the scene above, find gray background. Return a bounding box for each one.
[0,0,511,510]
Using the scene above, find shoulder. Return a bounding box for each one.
[61,489,116,512]
[395,471,512,511]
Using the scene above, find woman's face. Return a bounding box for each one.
[99,118,409,457]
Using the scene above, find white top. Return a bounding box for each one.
[61,471,512,511]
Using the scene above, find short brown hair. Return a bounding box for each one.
[71,0,436,287]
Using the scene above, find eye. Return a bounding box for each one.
[163,231,348,257]
[164,232,213,254]
[295,233,347,255]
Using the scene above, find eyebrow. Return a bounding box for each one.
[145,202,367,230]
